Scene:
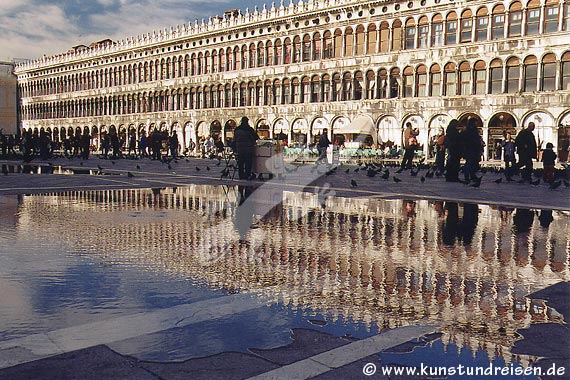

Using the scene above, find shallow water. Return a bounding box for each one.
[0,186,568,372]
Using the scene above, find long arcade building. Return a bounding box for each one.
[14,0,570,160]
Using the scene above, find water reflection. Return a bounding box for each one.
[2,186,569,364]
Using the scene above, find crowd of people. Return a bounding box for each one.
[397,119,560,184]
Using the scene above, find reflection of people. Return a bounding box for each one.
[234,117,259,180]
[442,202,459,246]
[458,203,479,245]
[513,208,535,233]
[402,200,416,218]
[538,210,554,228]
[234,185,255,241]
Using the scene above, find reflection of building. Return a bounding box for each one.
[13,1,570,159]
[0,61,18,135]
[13,187,570,362]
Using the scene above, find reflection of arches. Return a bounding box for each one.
[291,118,308,145]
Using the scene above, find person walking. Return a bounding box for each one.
[397,122,419,172]
[541,142,557,184]
[169,131,179,159]
[501,132,516,178]
[316,128,331,164]
[515,122,538,182]
[444,119,462,182]
[434,128,446,174]
[138,131,148,158]
[233,116,259,180]
[462,118,483,183]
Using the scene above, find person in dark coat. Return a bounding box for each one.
[444,119,462,182]
[398,122,419,171]
[501,132,516,177]
[515,123,537,182]
[316,128,331,163]
[462,118,483,183]
[233,116,259,180]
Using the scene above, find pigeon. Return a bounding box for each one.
[98,165,104,171]
[111,161,116,165]
[470,177,482,188]
[530,178,541,186]
[354,167,360,173]
[410,167,420,177]
[2,166,7,176]
[564,180,570,188]
[345,168,350,174]
[549,180,562,190]
[494,178,502,184]
[168,164,172,170]
[351,179,358,187]
[425,170,434,179]
[393,176,402,183]
[127,172,135,178]
[381,171,390,180]
[79,162,84,166]
[420,176,425,183]
[366,169,377,178]
[195,166,201,171]
[206,166,211,171]
[136,164,140,170]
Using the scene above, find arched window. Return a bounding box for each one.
[257,42,265,67]
[249,43,256,68]
[204,52,211,73]
[391,20,403,51]
[284,38,292,64]
[544,0,560,33]
[416,65,427,96]
[291,77,300,103]
[506,57,520,93]
[432,14,444,46]
[542,53,557,91]
[354,71,364,100]
[492,5,505,39]
[273,79,282,104]
[334,29,343,57]
[232,47,239,70]
[197,53,203,75]
[239,82,247,106]
[342,72,352,100]
[266,41,274,66]
[313,33,322,60]
[475,8,489,41]
[323,31,333,59]
[562,52,570,90]
[255,80,263,105]
[283,78,291,103]
[444,63,457,95]
[403,66,414,97]
[526,0,541,35]
[332,73,341,101]
[367,24,377,54]
[293,36,301,63]
[380,22,390,52]
[418,16,429,48]
[356,25,365,55]
[322,74,331,102]
[378,68,388,98]
[344,27,354,56]
[301,76,310,103]
[459,61,471,95]
[389,67,400,98]
[430,64,441,96]
[508,2,523,37]
[490,58,503,93]
[405,18,416,50]
[275,39,283,65]
[523,55,538,92]
[302,34,312,61]
[311,75,320,102]
[365,70,376,99]
[460,9,473,42]
[446,12,458,45]
[474,60,487,94]
[264,80,272,105]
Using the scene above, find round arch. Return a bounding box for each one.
[487,112,516,160]
[557,111,570,162]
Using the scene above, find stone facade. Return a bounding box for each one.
[0,62,18,135]
[14,0,570,160]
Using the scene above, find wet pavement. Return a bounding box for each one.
[0,156,569,379]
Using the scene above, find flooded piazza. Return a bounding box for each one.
[0,185,568,377]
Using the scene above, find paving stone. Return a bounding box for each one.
[250,328,353,366]
[0,345,158,380]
